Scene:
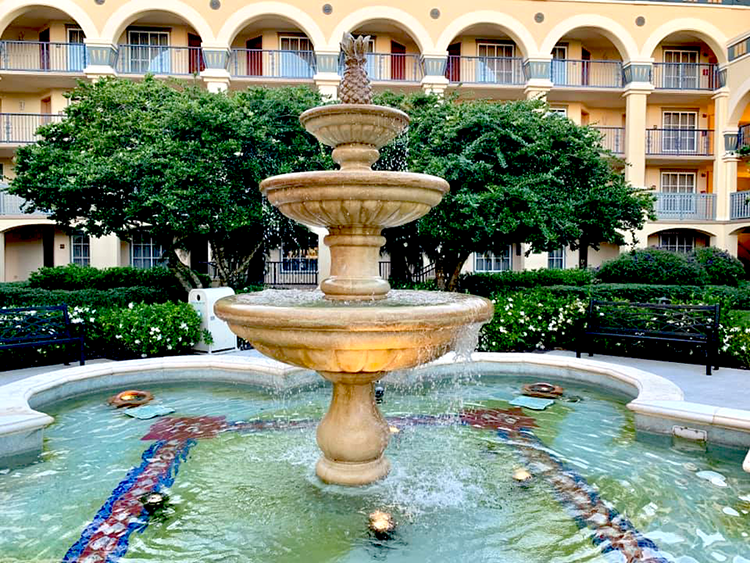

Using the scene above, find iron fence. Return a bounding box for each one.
[591,126,625,154]
[229,49,316,79]
[444,55,524,85]
[0,113,62,144]
[264,260,318,286]
[646,129,714,156]
[0,41,86,72]
[116,45,204,76]
[551,59,623,88]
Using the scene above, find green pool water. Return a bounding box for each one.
[1,375,749,562]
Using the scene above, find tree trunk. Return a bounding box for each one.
[445,253,469,292]
[578,241,589,270]
[210,239,262,288]
[163,248,203,292]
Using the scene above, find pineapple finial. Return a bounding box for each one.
[338,33,373,104]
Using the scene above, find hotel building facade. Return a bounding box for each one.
[0,0,749,282]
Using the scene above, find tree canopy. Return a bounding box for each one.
[10,78,329,288]
[376,93,654,289]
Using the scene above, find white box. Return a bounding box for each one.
[189,287,237,353]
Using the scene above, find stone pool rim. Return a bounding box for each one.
[0,352,748,473]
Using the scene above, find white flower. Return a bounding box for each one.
[134,339,141,344]
[128,303,134,310]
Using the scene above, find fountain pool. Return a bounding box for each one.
[2,372,749,563]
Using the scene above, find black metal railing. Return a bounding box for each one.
[0,41,86,72]
[264,260,318,286]
[116,45,204,76]
[652,63,719,91]
[445,55,524,85]
[646,129,714,156]
[355,53,424,82]
[591,126,625,154]
[229,49,316,79]
[551,59,623,88]
[0,113,63,144]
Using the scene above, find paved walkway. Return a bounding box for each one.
[1,350,748,412]
[547,350,750,411]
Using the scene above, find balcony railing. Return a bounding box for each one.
[355,53,423,82]
[229,49,316,79]
[0,41,86,72]
[551,60,623,88]
[116,45,204,76]
[0,188,45,216]
[731,192,750,220]
[445,55,524,85]
[652,63,719,91]
[654,192,716,221]
[646,129,714,156]
[0,113,62,144]
[591,126,625,154]
[264,259,318,287]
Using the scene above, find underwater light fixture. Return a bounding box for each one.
[368,510,396,539]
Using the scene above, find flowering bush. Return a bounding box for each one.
[479,289,587,352]
[596,248,708,285]
[690,247,745,287]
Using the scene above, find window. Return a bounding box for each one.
[662,110,698,153]
[659,171,697,216]
[279,35,314,78]
[661,171,696,194]
[281,247,318,272]
[548,247,565,269]
[658,231,695,253]
[131,232,165,269]
[127,30,170,74]
[476,42,517,84]
[475,247,512,272]
[71,232,90,266]
[548,107,568,117]
[662,49,699,89]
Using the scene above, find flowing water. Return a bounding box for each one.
[1,374,749,562]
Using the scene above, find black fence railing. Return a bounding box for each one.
[591,126,625,154]
[646,129,714,156]
[264,260,318,286]
[652,63,719,91]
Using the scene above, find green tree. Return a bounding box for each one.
[10,78,329,288]
[378,93,653,290]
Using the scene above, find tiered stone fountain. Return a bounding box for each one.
[215,34,493,486]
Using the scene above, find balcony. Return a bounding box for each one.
[116,45,204,76]
[654,192,716,221]
[229,49,315,79]
[0,41,86,73]
[445,55,524,85]
[0,188,45,216]
[551,60,623,88]
[356,53,423,83]
[731,192,750,220]
[646,129,714,157]
[652,63,719,91]
[591,126,625,154]
[0,113,62,144]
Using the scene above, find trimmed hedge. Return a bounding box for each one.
[28,264,185,290]
[595,248,708,285]
[457,269,594,297]
[0,283,172,308]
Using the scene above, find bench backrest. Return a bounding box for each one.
[0,305,74,344]
[587,300,720,340]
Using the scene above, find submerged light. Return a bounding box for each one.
[368,510,396,539]
[512,468,533,483]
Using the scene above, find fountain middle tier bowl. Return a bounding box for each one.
[260,170,450,229]
[299,104,410,149]
[214,290,493,374]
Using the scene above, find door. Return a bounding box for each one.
[279,35,314,78]
[246,36,263,76]
[663,49,698,89]
[42,226,54,268]
[662,111,697,153]
[477,42,515,84]
[552,45,567,85]
[391,41,405,81]
[581,48,591,86]
[41,98,52,127]
[128,30,169,74]
[188,33,203,74]
[445,43,461,82]
[39,28,50,71]
[68,28,85,71]
[661,171,697,216]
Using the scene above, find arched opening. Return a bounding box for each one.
[349,20,424,85]
[646,228,712,253]
[648,31,721,92]
[227,16,316,82]
[0,7,88,74]
[442,23,527,87]
[546,28,625,89]
[730,227,750,268]
[113,11,205,76]
[0,223,68,282]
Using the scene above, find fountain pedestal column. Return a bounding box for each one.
[316,371,390,485]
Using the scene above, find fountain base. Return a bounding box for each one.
[316,455,391,487]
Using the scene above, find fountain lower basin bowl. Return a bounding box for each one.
[260,170,449,229]
[300,104,410,149]
[214,290,493,374]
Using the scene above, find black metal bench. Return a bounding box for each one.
[576,300,720,375]
[0,305,85,366]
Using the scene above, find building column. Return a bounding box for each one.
[712,89,731,220]
[421,54,449,95]
[314,52,341,100]
[0,231,5,283]
[84,40,118,80]
[201,47,231,93]
[523,57,552,99]
[311,226,330,286]
[623,83,653,188]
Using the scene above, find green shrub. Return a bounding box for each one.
[28,264,185,294]
[459,269,594,297]
[0,284,172,308]
[690,247,745,286]
[595,248,708,285]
